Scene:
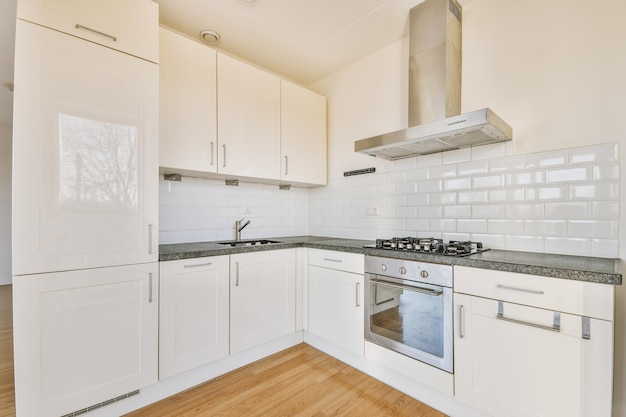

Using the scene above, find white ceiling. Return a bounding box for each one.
[0,0,443,126]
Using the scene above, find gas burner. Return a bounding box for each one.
[371,237,488,257]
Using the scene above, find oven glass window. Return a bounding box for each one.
[369,279,444,358]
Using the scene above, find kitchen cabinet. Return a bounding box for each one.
[16,0,158,62]
[454,266,614,417]
[159,256,230,380]
[159,27,218,174]
[230,249,296,354]
[12,19,158,276]
[12,263,158,417]
[217,53,281,180]
[280,80,327,185]
[308,249,364,355]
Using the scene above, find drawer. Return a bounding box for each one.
[454,266,614,321]
[308,249,364,274]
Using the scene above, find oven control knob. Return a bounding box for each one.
[380,264,387,272]
[399,267,407,275]
[421,270,429,279]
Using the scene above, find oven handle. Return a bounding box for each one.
[370,278,443,296]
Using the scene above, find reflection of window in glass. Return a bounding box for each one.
[59,113,139,210]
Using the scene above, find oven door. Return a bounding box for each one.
[365,273,453,373]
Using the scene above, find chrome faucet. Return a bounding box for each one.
[235,219,250,241]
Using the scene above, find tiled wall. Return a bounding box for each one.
[159,142,619,258]
[159,177,309,244]
[309,142,620,257]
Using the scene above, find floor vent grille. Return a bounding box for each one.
[60,390,140,417]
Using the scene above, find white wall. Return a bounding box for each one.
[311,0,626,415]
[0,124,11,285]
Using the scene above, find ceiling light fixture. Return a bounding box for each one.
[238,0,258,5]
[200,29,221,45]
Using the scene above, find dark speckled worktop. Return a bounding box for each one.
[159,235,622,285]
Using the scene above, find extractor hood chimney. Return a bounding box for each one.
[354,0,512,160]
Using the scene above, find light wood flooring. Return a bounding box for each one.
[0,284,445,417]
[126,343,446,417]
[0,285,15,417]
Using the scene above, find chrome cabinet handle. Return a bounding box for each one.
[356,282,360,307]
[210,141,214,166]
[322,258,342,263]
[284,156,288,175]
[223,144,226,167]
[235,261,239,286]
[496,284,544,295]
[75,24,117,42]
[148,224,153,254]
[497,300,560,332]
[458,305,465,339]
[582,316,591,340]
[184,262,213,268]
[148,273,153,303]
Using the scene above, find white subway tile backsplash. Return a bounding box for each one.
[161,142,619,257]
[545,166,591,183]
[545,202,591,219]
[443,205,471,218]
[568,220,617,238]
[429,164,457,179]
[473,174,505,189]
[524,150,566,168]
[593,163,620,181]
[568,143,618,164]
[488,219,524,235]
[569,183,618,200]
[472,204,506,219]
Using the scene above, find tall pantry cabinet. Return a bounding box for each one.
[11,1,159,416]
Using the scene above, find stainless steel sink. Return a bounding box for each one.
[218,239,282,247]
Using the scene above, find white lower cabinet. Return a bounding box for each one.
[307,249,365,355]
[230,249,296,354]
[454,267,614,417]
[12,263,158,417]
[159,256,230,379]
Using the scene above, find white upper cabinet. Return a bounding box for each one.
[217,53,281,180]
[280,80,327,185]
[12,20,158,275]
[16,0,158,62]
[159,28,217,174]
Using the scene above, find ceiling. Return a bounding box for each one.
[0,0,468,127]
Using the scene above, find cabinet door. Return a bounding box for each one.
[281,80,327,185]
[16,0,158,62]
[159,28,217,174]
[308,266,364,355]
[230,249,296,353]
[12,21,158,276]
[159,256,229,379]
[454,294,613,417]
[12,263,158,417]
[217,53,281,180]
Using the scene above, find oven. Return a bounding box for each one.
[364,255,454,373]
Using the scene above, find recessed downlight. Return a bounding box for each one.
[200,29,221,45]
[238,0,258,5]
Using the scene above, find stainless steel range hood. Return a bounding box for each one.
[354,0,512,160]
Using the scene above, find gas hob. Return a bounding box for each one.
[366,237,489,257]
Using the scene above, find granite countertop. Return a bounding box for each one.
[159,235,622,285]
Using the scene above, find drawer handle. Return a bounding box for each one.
[322,258,342,263]
[497,301,560,332]
[497,284,544,295]
[75,24,117,42]
[184,262,213,268]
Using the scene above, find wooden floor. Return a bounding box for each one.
[126,343,446,417]
[0,285,15,417]
[0,284,445,417]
